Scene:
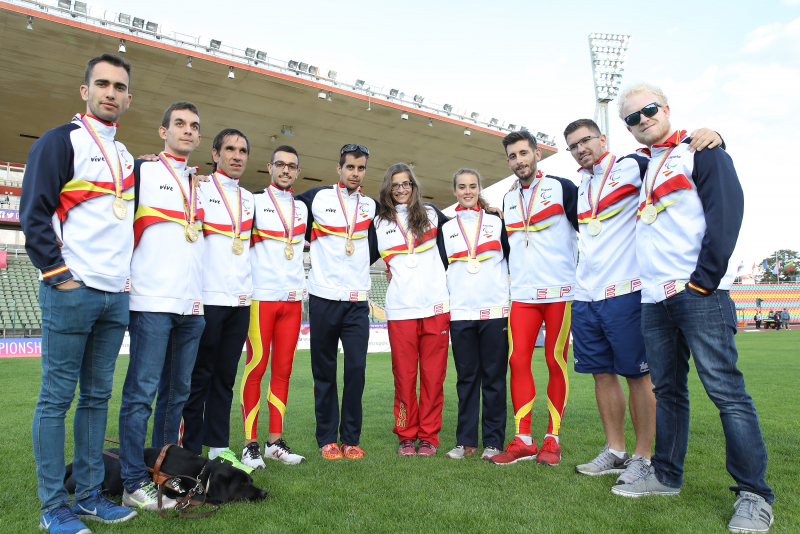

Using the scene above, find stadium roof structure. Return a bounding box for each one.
[0,0,557,207]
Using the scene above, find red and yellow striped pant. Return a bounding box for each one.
[241,300,302,439]
[508,301,571,436]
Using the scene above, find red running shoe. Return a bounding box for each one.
[417,440,437,457]
[398,439,416,456]
[490,437,538,465]
[537,436,561,466]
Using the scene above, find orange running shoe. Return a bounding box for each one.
[340,443,365,459]
[538,436,561,466]
[490,436,538,465]
[320,443,343,460]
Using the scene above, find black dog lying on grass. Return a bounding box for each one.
[64,447,267,505]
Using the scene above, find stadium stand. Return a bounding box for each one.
[730,283,800,326]
[1,254,41,337]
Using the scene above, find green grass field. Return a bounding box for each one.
[1,330,798,533]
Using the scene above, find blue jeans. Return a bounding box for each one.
[642,289,774,504]
[32,282,129,513]
[118,311,205,491]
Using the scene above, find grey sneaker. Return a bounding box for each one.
[728,492,774,533]
[122,480,177,511]
[481,447,502,460]
[616,454,651,485]
[445,445,477,459]
[611,470,681,497]
[575,444,629,476]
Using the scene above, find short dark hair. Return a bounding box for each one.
[84,53,132,86]
[563,119,601,140]
[211,128,250,172]
[502,130,537,154]
[338,147,369,167]
[161,101,200,129]
[271,145,300,165]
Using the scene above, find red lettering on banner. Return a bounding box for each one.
[537,288,547,299]
[664,280,677,298]
[560,285,572,297]
[631,278,641,291]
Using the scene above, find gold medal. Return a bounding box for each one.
[587,219,602,236]
[232,237,244,255]
[467,258,481,274]
[284,243,294,260]
[112,198,127,220]
[185,222,199,242]
[404,254,419,269]
[641,204,658,225]
[345,239,355,255]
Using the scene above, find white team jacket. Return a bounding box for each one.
[375,204,449,321]
[53,114,135,292]
[201,171,254,307]
[635,132,738,303]
[250,184,308,302]
[129,154,205,315]
[442,208,510,321]
[298,184,378,302]
[575,152,646,302]
[503,172,578,303]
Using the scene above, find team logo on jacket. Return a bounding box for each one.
[159,184,174,191]
[482,225,494,238]
[359,204,370,218]
[242,199,252,215]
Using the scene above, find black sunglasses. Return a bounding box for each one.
[340,144,370,156]
[624,102,661,127]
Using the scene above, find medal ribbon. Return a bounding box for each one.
[644,133,687,207]
[267,185,295,246]
[212,173,242,238]
[336,185,360,242]
[80,115,123,200]
[456,209,483,261]
[394,211,415,255]
[157,153,196,225]
[517,171,543,237]
[587,154,617,220]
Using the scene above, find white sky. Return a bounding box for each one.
[87,0,800,269]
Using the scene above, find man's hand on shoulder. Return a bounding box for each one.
[486,206,504,219]
[687,129,722,152]
[191,174,211,188]
[137,153,159,161]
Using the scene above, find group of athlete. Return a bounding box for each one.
[21,53,776,534]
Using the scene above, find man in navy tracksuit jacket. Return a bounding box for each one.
[611,83,774,534]
[295,144,380,460]
[21,54,138,532]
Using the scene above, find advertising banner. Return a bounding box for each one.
[0,209,20,223]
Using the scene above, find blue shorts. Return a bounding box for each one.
[572,291,648,378]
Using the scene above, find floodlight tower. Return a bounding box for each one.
[588,33,631,150]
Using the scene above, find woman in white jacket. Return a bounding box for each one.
[374,163,450,456]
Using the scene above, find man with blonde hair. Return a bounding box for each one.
[611,83,775,534]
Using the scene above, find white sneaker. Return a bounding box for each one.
[122,480,176,511]
[616,455,651,485]
[445,445,476,459]
[481,446,502,460]
[264,438,306,465]
[241,442,267,469]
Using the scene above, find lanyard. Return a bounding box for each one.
[456,209,483,260]
[157,153,196,224]
[394,211,415,255]
[644,134,686,206]
[266,185,295,246]
[212,173,242,238]
[518,173,543,237]
[587,154,617,220]
[80,115,123,199]
[336,186,360,241]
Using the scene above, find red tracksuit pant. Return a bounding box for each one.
[388,314,450,447]
[508,301,571,436]
[241,300,302,439]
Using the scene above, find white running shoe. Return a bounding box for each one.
[481,446,502,460]
[122,480,176,512]
[445,445,477,459]
[264,438,306,465]
[241,442,267,469]
[616,455,651,485]
[575,444,629,476]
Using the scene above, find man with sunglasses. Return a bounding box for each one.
[240,145,308,468]
[564,119,720,487]
[296,144,379,460]
[612,83,775,534]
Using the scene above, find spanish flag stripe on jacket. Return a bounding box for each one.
[577,183,639,221]
[448,240,502,261]
[56,173,135,221]
[637,174,692,212]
